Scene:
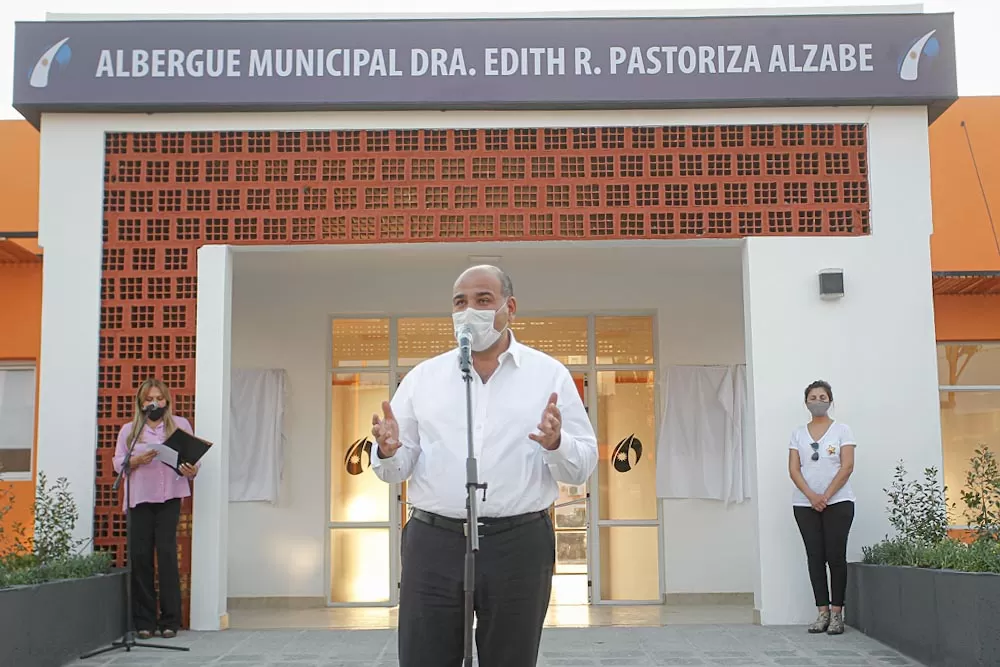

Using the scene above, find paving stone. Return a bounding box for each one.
[64,626,932,667]
[220,657,265,663]
[108,656,170,664]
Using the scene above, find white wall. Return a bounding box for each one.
[34,117,105,544]
[227,242,753,600]
[191,246,233,630]
[743,106,942,625]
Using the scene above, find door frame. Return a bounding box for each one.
[325,316,399,608]
[580,347,665,606]
[327,311,662,608]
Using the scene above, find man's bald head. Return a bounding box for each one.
[454,265,514,298]
[451,264,517,330]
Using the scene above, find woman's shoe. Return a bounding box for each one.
[827,611,845,635]
[160,629,177,639]
[136,630,153,640]
[807,611,831,633]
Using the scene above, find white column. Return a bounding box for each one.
[190,245,233,631]
[743,108,943,625]
[738,302,765,623]
[34,118,105,545]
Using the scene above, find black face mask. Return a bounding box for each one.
[145,405,166,422]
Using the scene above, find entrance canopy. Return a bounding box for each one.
[12,11,958,126]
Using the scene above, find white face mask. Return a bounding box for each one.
[452,299,509,352]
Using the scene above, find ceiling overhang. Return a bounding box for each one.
[932,271,1000,296]
[0,238,43,264]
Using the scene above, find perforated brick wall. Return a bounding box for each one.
[96,124,870,625]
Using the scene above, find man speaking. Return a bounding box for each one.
[370,265,598,667]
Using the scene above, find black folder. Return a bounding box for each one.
[161,428,212,475]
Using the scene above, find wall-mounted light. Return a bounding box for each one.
[818,268,845,300]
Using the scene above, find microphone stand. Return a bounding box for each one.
[81,408,190,659]
[460,342,487,667]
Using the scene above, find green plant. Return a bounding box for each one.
[884,461,949,545]
[31,472,88,561]
[0,472,110,590]
[960,446,1000,540]
[862,536,1000,573]
[0,551,112,588]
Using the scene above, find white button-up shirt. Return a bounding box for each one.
[371,333,598,519]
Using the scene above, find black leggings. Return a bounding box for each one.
[793,500,855,608]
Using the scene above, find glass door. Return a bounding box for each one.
[391,317,456,599]
[592,316,662,604]
[549,372,591,605]
[330,314,662,609]
[328,318,395,606]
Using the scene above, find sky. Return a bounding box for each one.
[1,0,997,120]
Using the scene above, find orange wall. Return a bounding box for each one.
[0,120,41,548]
[934,294,1000,341]
[0,263,42,547]
[929,97,1000,273]
[0,120,40,254]
[929,97,1000,343]
[0,265,42,359]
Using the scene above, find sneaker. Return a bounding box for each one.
[827,611,845,635]
[807,611,830,633]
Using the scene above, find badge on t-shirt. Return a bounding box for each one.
[827,444,837,456]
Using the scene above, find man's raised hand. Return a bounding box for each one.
[528,392,562,451]
[372,400,401,458]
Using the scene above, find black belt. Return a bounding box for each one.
[410,508,547,537]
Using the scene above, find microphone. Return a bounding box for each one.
[142,403,158,417]
[457,324,473,372]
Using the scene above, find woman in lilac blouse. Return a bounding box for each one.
[112,378,198,639]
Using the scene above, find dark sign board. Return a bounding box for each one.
[12,13,957,125]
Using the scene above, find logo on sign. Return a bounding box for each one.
[29,38,72,88]
[612,434,643,473]
[899,30,940,81]
[344,437,374,476]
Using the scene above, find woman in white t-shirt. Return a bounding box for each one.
[788,380,856,636]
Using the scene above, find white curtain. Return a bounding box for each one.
[229,368,286,503]
[656,364,750,506]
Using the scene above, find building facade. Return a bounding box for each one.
[927,97,1000,538]
[0,121,42,546]
[7,7,993,632]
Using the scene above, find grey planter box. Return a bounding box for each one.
[847,563,1000,667]
[0,570,127,667]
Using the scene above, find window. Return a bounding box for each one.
[0,365,36,477]
[937,343,1000,386]
[938,343,1000,525]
